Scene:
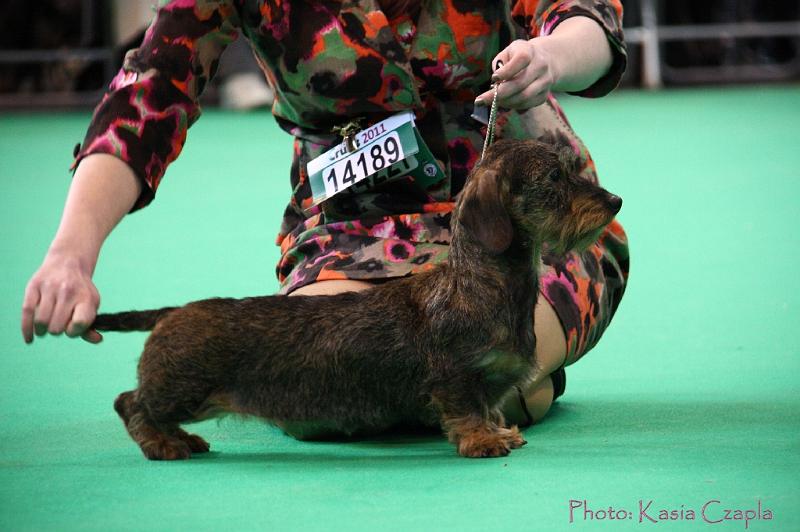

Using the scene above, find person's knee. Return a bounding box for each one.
[534,299,567,374]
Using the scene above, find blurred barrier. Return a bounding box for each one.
[625,0,800,88]
[0,49,114,107]
[0,0,115,108]
[0,0,798,109]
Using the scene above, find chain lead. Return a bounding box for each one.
[480,83,499,163]
[480,59,503,163]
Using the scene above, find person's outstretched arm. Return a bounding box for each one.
[21,155,140,343]
[22,0,243,344]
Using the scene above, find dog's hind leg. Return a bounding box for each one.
[114,390,209,460]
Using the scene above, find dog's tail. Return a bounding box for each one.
[92,307,178,332]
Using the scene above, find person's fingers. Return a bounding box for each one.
[476,59,534,106]
[81,329,103,344]
[501,55,548,93]
[477,73,541,108]
[491,41,530,82]
[475,41,531,106]
[66,301,96,338]
[48,289,76,335]
[502,90,546,110]
[502,78,550,109]
[492,53,529,84]
[495,74,532,102]
[474,88,495,106]
[491,47,512,74]
[33,291,56,337]
[21,282,41,344]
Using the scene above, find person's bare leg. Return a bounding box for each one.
[502,298,567,425]
[289,279,376,297]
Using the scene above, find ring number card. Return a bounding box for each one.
[307,111,444,207]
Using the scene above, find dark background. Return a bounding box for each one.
[1,0,798,106]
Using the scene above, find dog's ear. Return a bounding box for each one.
[460,168,512,254]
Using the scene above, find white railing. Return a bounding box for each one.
[625,0,800,88]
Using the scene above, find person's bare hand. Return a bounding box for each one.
[21,252,103,344]
[475,38,557,110]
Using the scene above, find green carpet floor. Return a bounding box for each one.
[1,85,798,531]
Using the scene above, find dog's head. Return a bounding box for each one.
[457,139,622,255]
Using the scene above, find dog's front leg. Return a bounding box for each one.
[431,387,527,458]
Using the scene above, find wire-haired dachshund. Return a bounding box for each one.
[93,139,622,460]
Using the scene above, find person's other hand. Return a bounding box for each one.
[475,38,556,110]
[21,252,103,344]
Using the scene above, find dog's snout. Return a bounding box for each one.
[607,194,623,214]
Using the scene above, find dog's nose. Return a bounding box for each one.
[607,194,623,214]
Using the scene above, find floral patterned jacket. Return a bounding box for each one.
[75,0,626,293]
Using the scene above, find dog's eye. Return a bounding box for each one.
[549,168,562,182]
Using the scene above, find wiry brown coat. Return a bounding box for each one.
[94,139,622,460]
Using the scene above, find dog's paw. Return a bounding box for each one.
[456,427,515,458]
[501,425,527,449]
[176,431,211,453]
[458,437,511,458]
[454,424,528,457]
[141,438,192,461]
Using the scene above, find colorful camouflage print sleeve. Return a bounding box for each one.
[74,0,241,210]
[74,0,629,363]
